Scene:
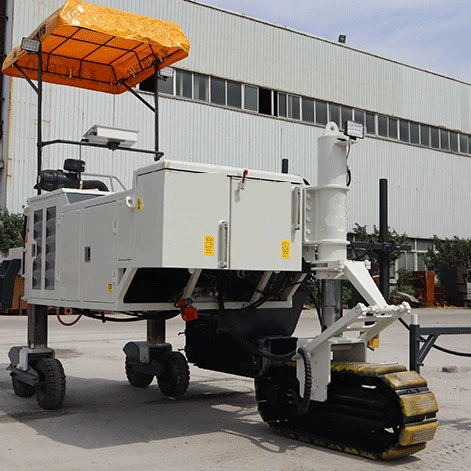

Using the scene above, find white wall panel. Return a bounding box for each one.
[2,0,471,243]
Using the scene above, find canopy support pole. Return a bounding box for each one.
[13,47,43,194]
[37,44,43,194]
[154,62,163,161]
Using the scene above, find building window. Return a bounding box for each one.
[149,67,470,158]
[315,100,328,125]
[244,85,258,111]
[366,112,375,135]
[450,132,458,152]
[211,77,226,105]
[430,127,440,149]
[410,122,420,144]
[420,124,430,147]
[176,69,192,98]
[302,97,314,123]
[378,115,388,137]
[459,134,468,154]
[341,106,353,129]
[388,118,398,139]
[227,80,241,108]
[288,95,300,120]
[328,103,340,126]
[440,129,449,150]
[278,93,287,117]
[160,77,174,95]
[259,88,272,115]
[354,109,365,127]
[194,73,208,102]
[399,120,409,143]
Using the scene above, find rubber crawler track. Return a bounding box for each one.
[256,362,438,460]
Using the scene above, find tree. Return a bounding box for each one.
[424,236,471,271]
[0,209,24,253]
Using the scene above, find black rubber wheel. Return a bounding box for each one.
[157,351,190,398]
[35,358,66,410]
[125,358,154,387]
[12,376,35,398]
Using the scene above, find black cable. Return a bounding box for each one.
[399,317,471,358]
[346,167,352,187]
[351,240,375,261]
[81,312,144,322]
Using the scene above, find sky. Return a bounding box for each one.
[201,0,470,83]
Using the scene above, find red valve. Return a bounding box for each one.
[181,306,198,322]
[175,298,198,322]
[241,169,248,184]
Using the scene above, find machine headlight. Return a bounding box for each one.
[344,120,365,140]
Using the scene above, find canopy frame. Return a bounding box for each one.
[2,0,190,193]
[15,49,165,194]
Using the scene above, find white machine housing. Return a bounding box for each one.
[24,159,304,311]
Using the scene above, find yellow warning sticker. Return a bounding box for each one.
[136,197,143,212]
[204,235,215,256]
[281,240,291,259]
[107,282,113,294]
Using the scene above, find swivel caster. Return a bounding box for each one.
[34,358,66,410]
[157,351,190,398]
[12,375,35,398]
[125,357,154,387]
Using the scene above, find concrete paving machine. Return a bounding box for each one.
[2,1,437,460]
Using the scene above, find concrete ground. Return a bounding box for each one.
[0,307,470,471]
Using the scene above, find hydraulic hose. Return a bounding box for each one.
[399,317,471,357]
[296,347,312,415]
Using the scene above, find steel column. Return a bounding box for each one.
[27,304,48,348]
[147,317,166,344]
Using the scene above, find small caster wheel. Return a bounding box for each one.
[125,358,154,387]
[157,351,190,398]
[12,375,35,398]
[35,358,66,410]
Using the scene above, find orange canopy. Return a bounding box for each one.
[2,0,190,94]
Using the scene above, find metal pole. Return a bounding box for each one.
[378,179,389,300]
[320,279,343,331]
[153,62,161,161]
[409,313,420,373]
[37,45,43,194]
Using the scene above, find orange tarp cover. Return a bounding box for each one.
[2,0,190,94]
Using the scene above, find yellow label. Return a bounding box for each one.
[281,240,290,259]
[136,197,143,212]
[107,282,113,294]
[204,235,215,256]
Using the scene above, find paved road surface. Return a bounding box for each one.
[1,308,470,470]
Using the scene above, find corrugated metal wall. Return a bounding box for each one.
[2,0,471,241]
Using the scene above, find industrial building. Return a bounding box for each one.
[1,0,470,274]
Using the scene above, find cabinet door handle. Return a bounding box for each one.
[292,186,301,231]
[219,220,229,269]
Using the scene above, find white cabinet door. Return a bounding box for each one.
[229,178,301,271]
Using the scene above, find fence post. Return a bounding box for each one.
[409,313,420,373]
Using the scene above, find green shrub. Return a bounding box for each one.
[0,209,24,253]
